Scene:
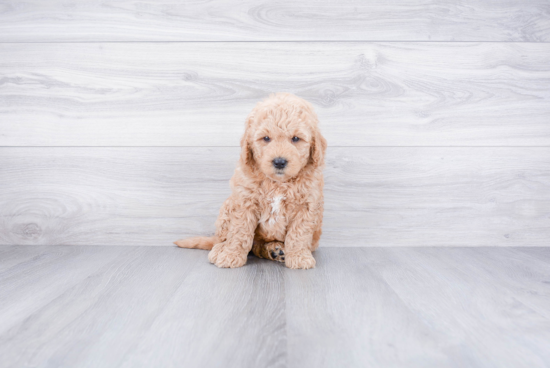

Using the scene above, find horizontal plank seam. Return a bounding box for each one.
[1,146,550,148]
[0,41,549,44]
[0,246,534,249]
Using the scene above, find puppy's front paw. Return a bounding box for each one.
[208,243,247,268]
[285,249,316,269]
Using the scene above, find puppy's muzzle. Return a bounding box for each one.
[272,157,288,170]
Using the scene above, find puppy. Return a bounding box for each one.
[175,93,327,269]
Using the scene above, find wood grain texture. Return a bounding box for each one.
[1,147,548,247]
[375,247,550,366]
[0,246,204,368]
[0,0,549,42]
[1,246,549,367]
[285,248,450,367]
[514,247,550,263]
[1,42,550,147]
[119,251,285,368]
[456,247,550,321]
[0,246,127,335]
[284,247,550,367]
[0,246,284,368]
[0,244,47,272]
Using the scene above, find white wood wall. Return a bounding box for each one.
[1,1,549,246]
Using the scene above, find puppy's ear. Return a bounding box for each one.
[310,127,327,168]
[239,113,255,169]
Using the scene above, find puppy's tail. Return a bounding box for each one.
[174,236,218,250]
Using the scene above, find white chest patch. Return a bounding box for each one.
[269,195,286,225]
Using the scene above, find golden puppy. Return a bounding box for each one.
[175,93,327,269]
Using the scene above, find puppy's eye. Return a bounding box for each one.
[263,136,271,142]
[292,136,300,143]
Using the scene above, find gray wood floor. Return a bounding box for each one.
[1,245,549,368]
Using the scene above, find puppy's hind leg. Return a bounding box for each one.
[251,240,285,263]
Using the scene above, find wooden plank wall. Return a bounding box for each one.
[1,1,549,246]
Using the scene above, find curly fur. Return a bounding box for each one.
[175,93,327,269]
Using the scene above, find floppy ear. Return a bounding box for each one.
[239,113,256,169]
[310,127,327,168]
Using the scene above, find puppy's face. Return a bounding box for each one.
[251,117,313,182]
[241,95,325,182]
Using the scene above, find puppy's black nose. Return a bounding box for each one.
[272,157,288,169]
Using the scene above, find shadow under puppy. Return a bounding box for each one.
[175,93,327,269]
